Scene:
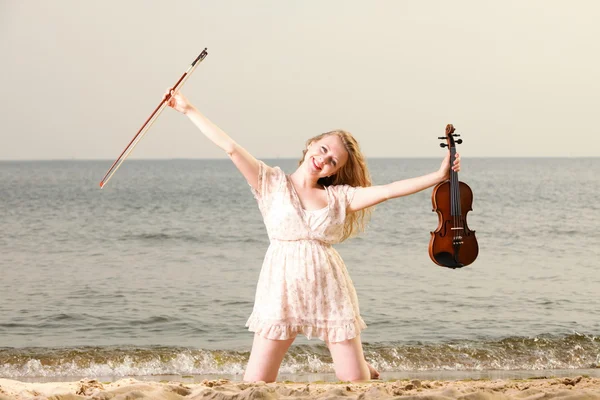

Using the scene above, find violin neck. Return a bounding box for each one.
[449,147,462,217]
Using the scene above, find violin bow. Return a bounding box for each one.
[99,48,209,188]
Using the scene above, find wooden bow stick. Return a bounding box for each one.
[99,48,208,188]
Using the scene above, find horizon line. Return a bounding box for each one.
[0,155,598,162]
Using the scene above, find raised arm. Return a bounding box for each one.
[166,90,261,191]
[348,152,461,212]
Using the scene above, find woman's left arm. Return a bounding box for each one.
[348,152,460,212]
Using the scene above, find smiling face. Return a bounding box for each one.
[303,134,349,179]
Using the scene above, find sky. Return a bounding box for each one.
[0,0,598,160]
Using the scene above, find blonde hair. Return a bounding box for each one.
[299,130,373,240]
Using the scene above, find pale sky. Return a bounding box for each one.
[1,0,598,160]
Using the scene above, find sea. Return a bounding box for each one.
[1,158,599,382]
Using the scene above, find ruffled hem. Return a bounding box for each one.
[245,315,367,343]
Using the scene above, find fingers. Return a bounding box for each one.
[164,88,180,109]
[163,90,172,105]
[452,153,461,172]
[163,88,178,99]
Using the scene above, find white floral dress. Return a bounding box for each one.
[246,161,367,343]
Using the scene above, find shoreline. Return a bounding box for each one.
[2,376,600,399]
[5,368,600,384]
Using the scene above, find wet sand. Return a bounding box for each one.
[2,376,600,399]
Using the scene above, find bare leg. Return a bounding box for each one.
[327,335,379,382]
[243,334,296,383]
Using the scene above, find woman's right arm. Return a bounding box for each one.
[166,90,260,191]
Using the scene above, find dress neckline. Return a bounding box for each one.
[286,175,330,213]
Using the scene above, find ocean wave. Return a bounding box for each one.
[1,333,598,379]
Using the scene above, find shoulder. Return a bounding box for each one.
[257,160,285,177]
[328,184,357,205]
[328,184,356,194]
[256,161,286,193]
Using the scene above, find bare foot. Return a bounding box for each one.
[366,362,380,380]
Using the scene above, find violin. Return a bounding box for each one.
[429,124,479,269]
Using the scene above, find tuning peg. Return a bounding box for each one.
[456,139,463,144]
[452,134,461,137]
[437,137,446,140]
[440,143,448,148]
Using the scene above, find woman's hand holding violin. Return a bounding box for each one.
[438,152,461,181]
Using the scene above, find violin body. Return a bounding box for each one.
[429,124,478,268]
[429,180,478,268]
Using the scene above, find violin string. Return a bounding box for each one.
[458,174,463,236]
[451,147,457,247]
[452,159,460,247]
[454,148,462,252]
[452,164,454,245]
[450,155,453,243]
[451,146,461,253]
[455,165,459,245]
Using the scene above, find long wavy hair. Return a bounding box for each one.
[298,130,373,240]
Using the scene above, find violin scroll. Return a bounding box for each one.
[438,124,462,147]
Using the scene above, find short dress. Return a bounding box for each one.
[246,161,367,343]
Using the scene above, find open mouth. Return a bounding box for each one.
[312,157,322,171]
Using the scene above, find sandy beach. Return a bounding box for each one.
[2,376,600,399]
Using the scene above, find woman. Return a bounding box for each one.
[165,89,460,382]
